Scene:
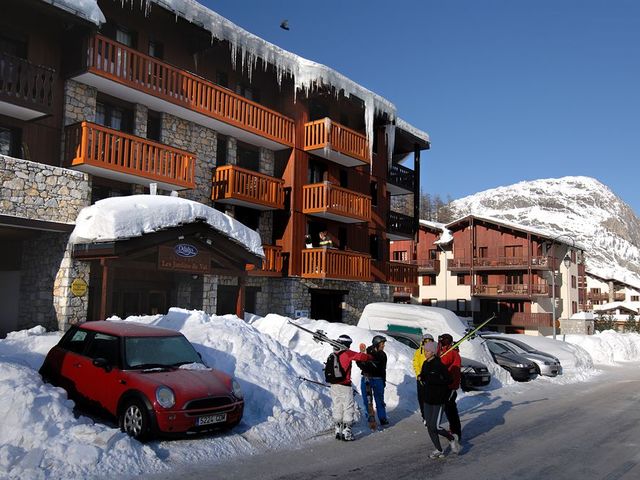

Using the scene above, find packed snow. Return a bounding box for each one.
[69,195,264,258]
[2,308,640,479]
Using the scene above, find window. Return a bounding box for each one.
[571,275,577,289]
[148,40,164,59]
[572,301,577,315]
[0,126,21,157]
[393,250,408,261]
[96,99,133,133]
[61,328,89,355]
[236,84,260,103]
[479,274,488,285]
[370,181,378,207]
[505,272,523,285]
[85,333,119,365]
[116,26,135,47]
[216,134,228,166]
[216,71,228,88]
[369,234,380,260]
[237,142,259,171]
[422,275,436,286]
[456,299,468,313]
[478,246,488,258]
[632,295,639,302]
[457,274,469,286]
[308,159,327,184]
[147,110,161,141]
[340,113,349,127]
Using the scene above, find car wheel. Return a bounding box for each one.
[120,399,151,441]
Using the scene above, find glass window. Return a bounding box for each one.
[61,328,89,355]
[148,40,163,59]
[116,27,134,47]
[124,335,201,369]
[85,333,119,364]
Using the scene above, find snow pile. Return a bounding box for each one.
[70,195,264,257]
[40,0,105,24]
[2,310,640,479]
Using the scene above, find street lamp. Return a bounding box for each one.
[550,234,576,340]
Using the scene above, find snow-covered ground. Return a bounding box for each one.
[2,309,640,480]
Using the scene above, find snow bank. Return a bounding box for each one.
[563,330,640,365]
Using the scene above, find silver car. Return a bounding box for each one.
[488,339,560,377]
[481,335,562,375]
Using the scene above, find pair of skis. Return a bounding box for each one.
[440,313,497,358]
[288,320,378,431]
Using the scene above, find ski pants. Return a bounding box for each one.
[423,403,453,452]
[444,389,461,438]
[330,383,355,425]
[360,376,387,422]
[417,379,425,418]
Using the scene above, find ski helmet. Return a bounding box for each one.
[438,333,453,346]
[422,333,434,342]
[337,334,353,347]
[372,335,386,347]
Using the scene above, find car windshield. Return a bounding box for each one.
[487,341,512,355]
[124,335,202,369]
[499,341,527,354]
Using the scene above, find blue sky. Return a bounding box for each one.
[202,0,640,215]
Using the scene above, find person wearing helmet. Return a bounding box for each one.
[357,334,389,426]
[330,334,374,441]
[413,333,435,423]
[438,333,462,454]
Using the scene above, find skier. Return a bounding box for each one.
[412,333,435,423]
[357,335,389,426]
[419,341,457,459]
[438,333,462,452]
[330,334,373,441]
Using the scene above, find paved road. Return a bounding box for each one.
[139,365,640,480]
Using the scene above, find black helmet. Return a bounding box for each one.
[372,335,386,347]
[438,333,453,346]
[337,334,353,347]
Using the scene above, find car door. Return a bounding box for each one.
[56,328,94,399]
[81,332,122,413]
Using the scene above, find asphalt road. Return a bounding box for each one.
[138,364,640,480]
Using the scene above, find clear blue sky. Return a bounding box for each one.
[201,0,640,215]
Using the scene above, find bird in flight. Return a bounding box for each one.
[280,20,290,30]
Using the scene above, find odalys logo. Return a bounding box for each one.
[174,243,198,257]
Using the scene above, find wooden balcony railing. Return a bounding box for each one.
[388,162,414,194]
[302,182,371,223]
[415,259,440,274]
[304,118,370,167]
[85,35,294,147]
[472,284,550,297]
[387,261,418,286]
[246,245,283,276]
[587,292,609,302]
[503,312,553,328]
[65,122,195,189]
[448,256,554,270]
[0,52,54,118]
[301,248,371,281]
[211,165,285,210]
[388,210,415,239]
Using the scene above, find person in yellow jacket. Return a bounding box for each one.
[413,333,435,424]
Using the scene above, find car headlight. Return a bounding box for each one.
[232,379,243,399]
[156,386,175,408]
[543,361,552,365]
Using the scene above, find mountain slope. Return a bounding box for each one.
[447,176,640,288]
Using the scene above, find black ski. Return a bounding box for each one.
[364,377,377,430]
[441,313,497,358]
[287,320,346,351]
[298,376,330,388]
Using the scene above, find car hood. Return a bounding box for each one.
[522,353,559,365]
[495,351,533,365]
[129,368,233,398]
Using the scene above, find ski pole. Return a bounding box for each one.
[298,376,330,388]
[441,313,497,358]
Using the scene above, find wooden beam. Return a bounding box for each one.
[235,274,246,318]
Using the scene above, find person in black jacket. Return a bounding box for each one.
[419,341,456,459]
[357,335,389,425]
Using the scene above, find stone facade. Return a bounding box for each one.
[63,80,97,126]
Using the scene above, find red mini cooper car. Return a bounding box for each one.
[39,321,244,441]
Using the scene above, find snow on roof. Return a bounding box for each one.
[39,0,105,24]
[69,195,264,257]
[593,301,640,313]
[396,118,430,144]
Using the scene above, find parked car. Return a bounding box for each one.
[39,321,244,441]
[481,335,562,371]
[483,339,538,382]
[483,338,561,377]
[380,330,492,391]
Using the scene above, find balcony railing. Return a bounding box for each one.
[501,312,553,328]
[415,259,440,274]
[246,245,283,276]
[587,292,609,302]
[387,261,418,286]
[301,248,371,281]
[65,122,195,190]
[302,182,371,223]
[211,165,285,210]
[81,35,294,148]
[472,284,550,297]
[0,52,54,120]
[387,210,415,240]
[304,118,370,167]
[388,162,414,195]
[448,256,554,270]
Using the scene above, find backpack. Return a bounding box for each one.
[324,351,347,384]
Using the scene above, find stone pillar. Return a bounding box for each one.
[134,104,148,138]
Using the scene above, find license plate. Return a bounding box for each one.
[482,376,489,382]
[529,368,536,373]
[197,413,227,426]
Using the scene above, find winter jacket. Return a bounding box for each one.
[419,356,452,405]
[357,346,387,380]
[413,345,427,377]
[439,345,462,390]
[336,350,373,386]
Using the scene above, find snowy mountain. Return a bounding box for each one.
[447,176,640,288]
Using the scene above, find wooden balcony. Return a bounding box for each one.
[301,248,371,281]
[304,118,370,167]
[448,256,554,271]
[587,292,609,302]
[64,121,195,190]
[416,259,440,275]
[497,312,553,328]
[387,261,418,286]
[211,165,284,210]
[387,210,415,240]
[472,284,550,298]
[73,35,294,150]
[387,162,415,195]
[302,182,371,223]
[0,52,54,120]
[246,245,283,276]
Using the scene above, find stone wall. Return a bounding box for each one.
[63,80,97,126]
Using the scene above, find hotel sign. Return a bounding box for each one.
[158,243,211,273]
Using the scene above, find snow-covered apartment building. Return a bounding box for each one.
[0,0,429,336]
[585,273,640,326]
[390,216,591,335]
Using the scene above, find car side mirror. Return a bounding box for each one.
[93,357,112,372]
